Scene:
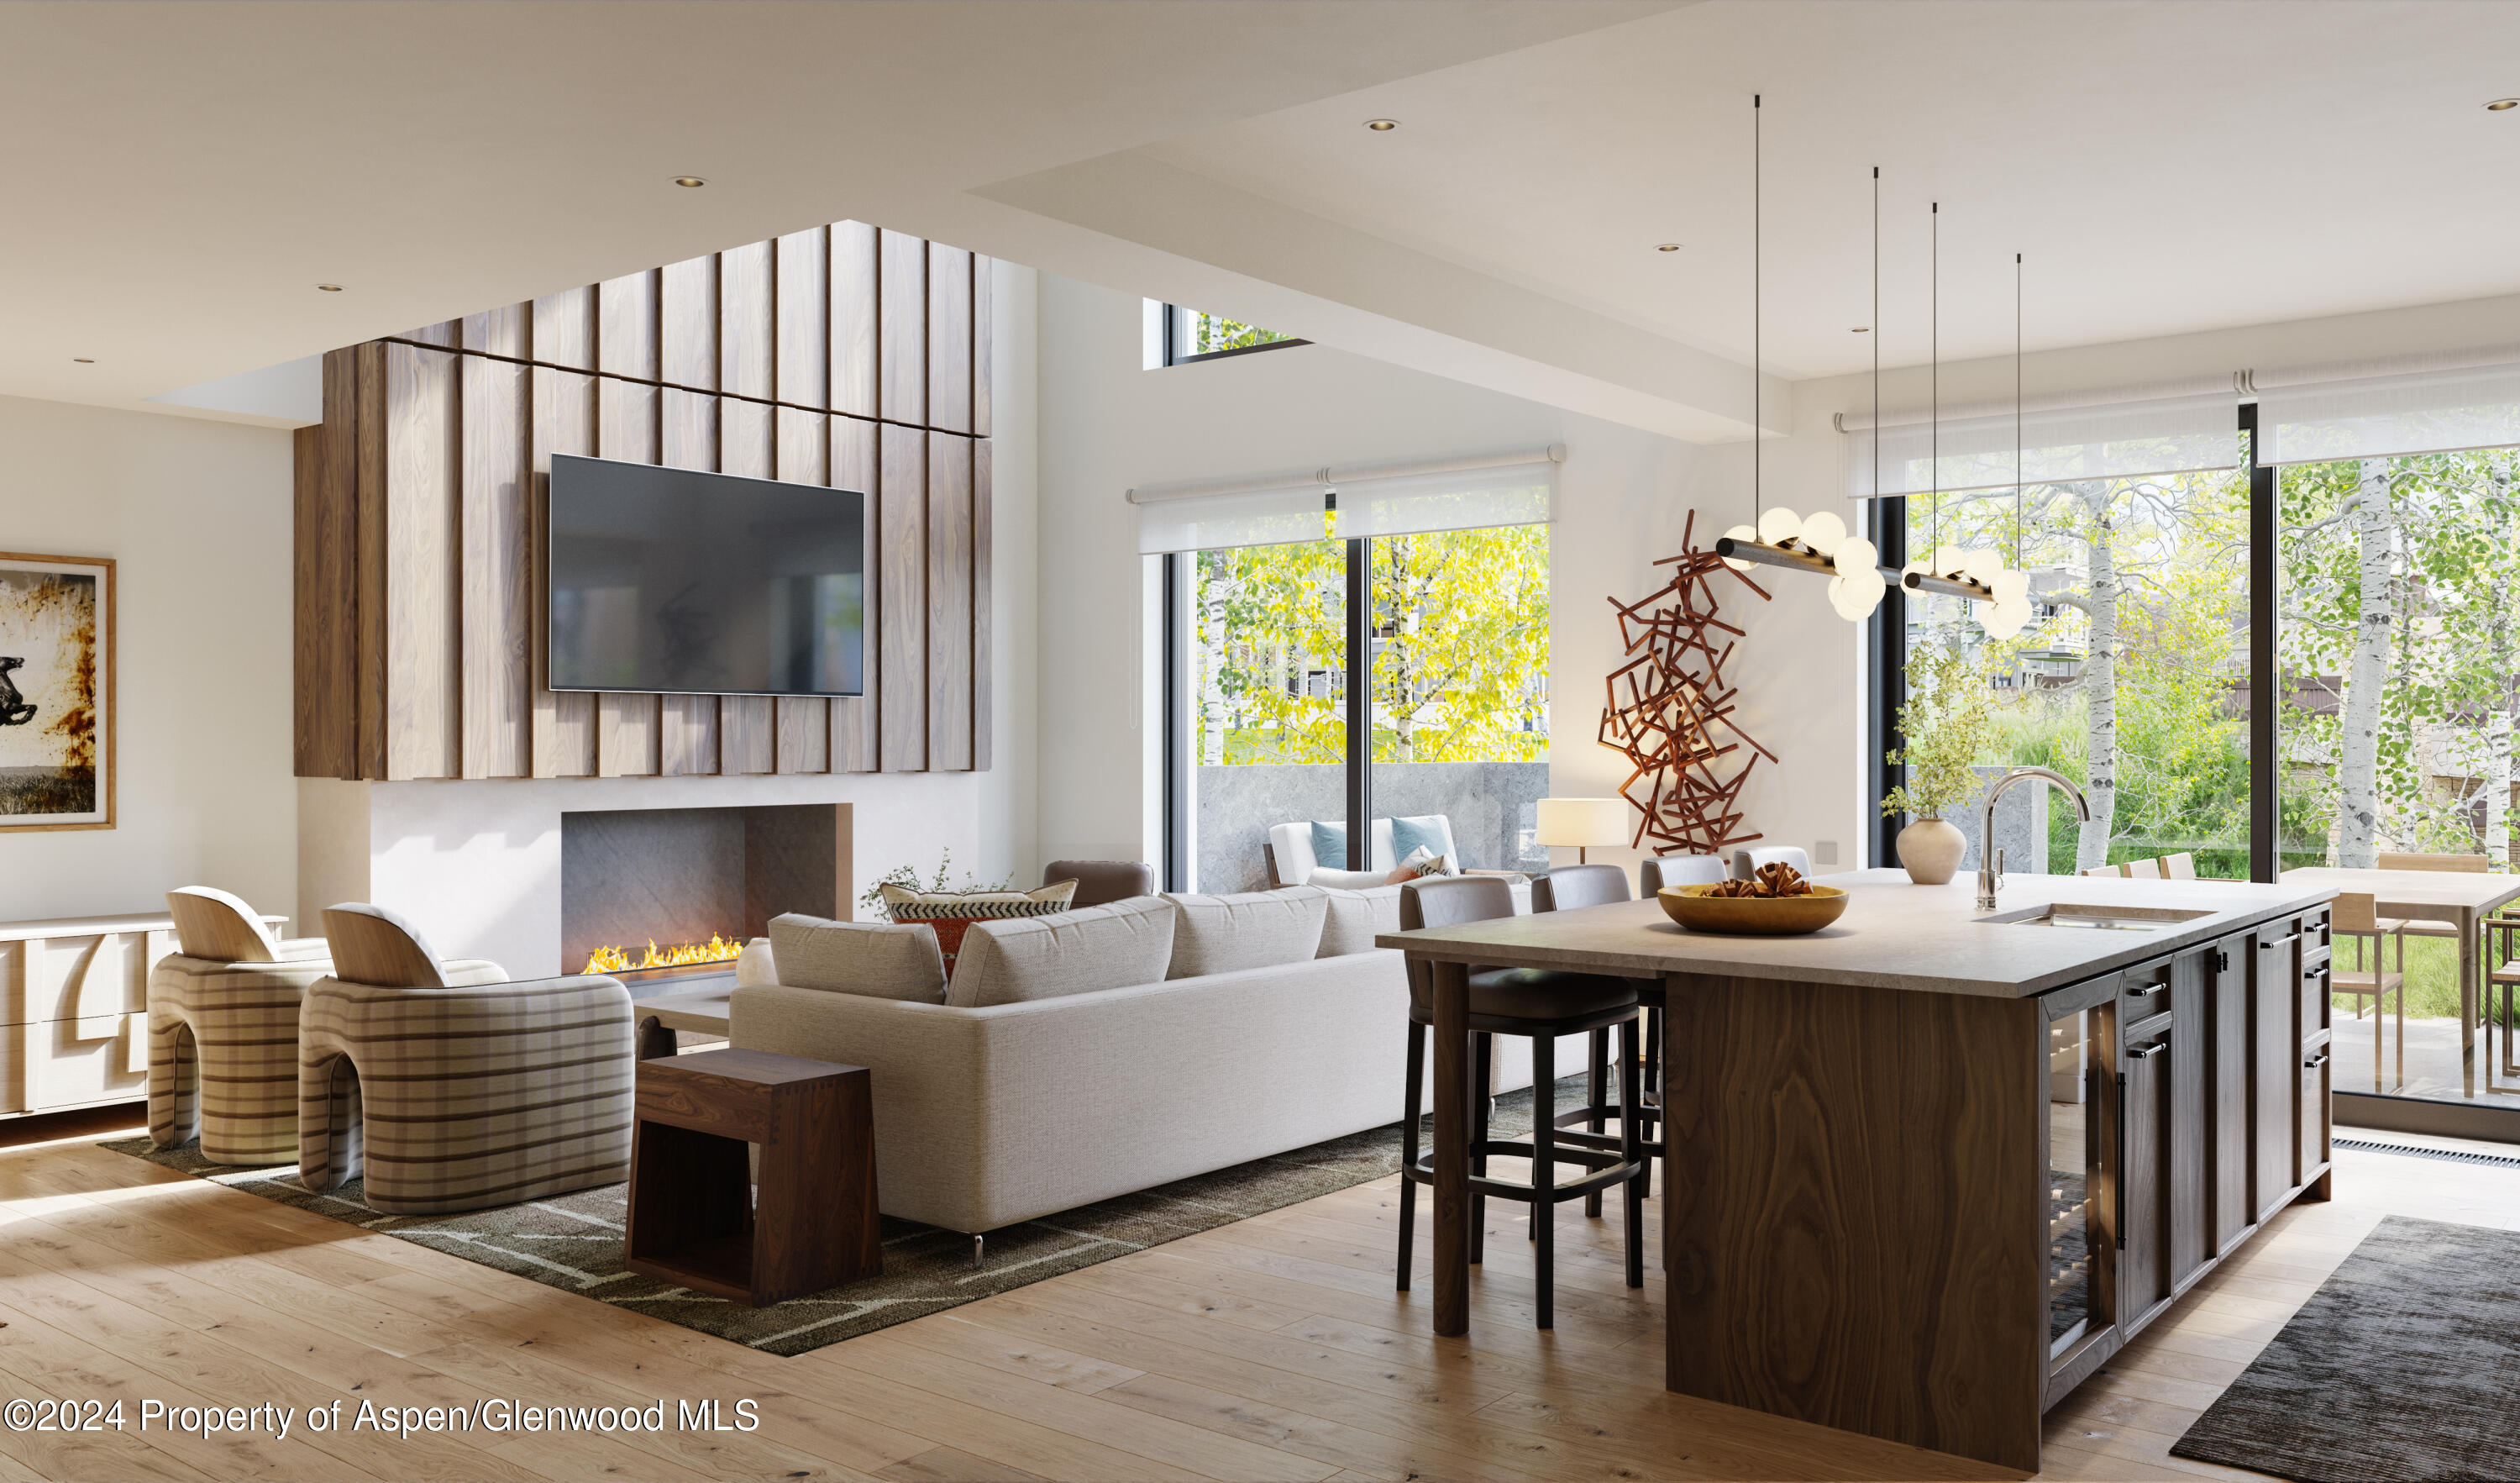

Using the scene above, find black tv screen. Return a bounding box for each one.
[548,454,865,697]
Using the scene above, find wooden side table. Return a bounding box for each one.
[624,1047,879,1306]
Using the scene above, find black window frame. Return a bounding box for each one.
[1159,303,1311,367]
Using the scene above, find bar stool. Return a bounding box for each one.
[1396,876,1647,1328]
[1536,864,1670,1215]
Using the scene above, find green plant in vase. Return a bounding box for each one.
[1882,644,2001,883]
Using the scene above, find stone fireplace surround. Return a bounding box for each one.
[560,804,847,984]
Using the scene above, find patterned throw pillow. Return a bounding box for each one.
[1386,845,1457,884]
[879,880,1079,975]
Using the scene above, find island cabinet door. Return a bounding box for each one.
[2117,1010,2176,1333]
[2252,925,2305,1223]
[2163,944,2213,1292]
[2206,930,2257,1256]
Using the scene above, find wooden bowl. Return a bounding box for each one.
[1656,884,1849,935]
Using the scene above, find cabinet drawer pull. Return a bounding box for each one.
[2304,1051,2330,1070]
[2128,1039,2170,1060]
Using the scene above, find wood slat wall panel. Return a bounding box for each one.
[528,366,597,777]
[296,350,360,779]
[831,222,879,420]
[973,257,994,438]
[659,389,722,777]
[926,434,974,770]
[459,354,531,778]
[662,254,717,391]
[774,405,832,775]
[831,416,879,773]
[718,401,777,776]
[402,321,458,348]
[973,437,993,771]
[597,271,659,379]
[879,424,927,771]
[382,342,461,780]
[460,302,528,360]
[354,343,386,780]
[879,229,927,427]
[531,287,594,371]
[927,245,973,435]
[720,239,773,402]
[596,371,661,777]
[775,227,827,412]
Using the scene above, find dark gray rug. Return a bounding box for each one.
[2171,1214,2520,1482]
[107,1077,1580,1356]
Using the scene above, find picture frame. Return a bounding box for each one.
[0,550,115,832]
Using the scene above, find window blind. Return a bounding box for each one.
[1839,376,2240,498]
[1128,477,1329,555]
[2253,349,2520,465]
[1331,452,1558,540]
[1127,444,1560,554]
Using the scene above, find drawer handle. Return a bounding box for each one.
[2128,1039,2170,1060]
[2305,1052,2330,1070]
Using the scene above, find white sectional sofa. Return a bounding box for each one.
[728,884,1578,1234]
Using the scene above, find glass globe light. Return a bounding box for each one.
[1835,535,1878,578]
[1720,524,1758,572]
[1982,598,2034,639]
[1799,509,1846,555]
[1961,547,2003,586]
[1991,568,2030,603]
[1758,507,1803,546]
[1931,544,1965,579]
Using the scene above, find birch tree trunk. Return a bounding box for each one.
[1198,561,1229,768]
[2076,481,2120,872]
[2337,460,2397,867]
[2489,577,2514,866]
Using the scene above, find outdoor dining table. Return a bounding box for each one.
[2278,865,2520,1092]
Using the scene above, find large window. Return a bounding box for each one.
[1159,304,1308,367]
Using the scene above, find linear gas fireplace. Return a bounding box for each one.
[559,804,851,990]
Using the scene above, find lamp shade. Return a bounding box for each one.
[1536,797,1629,849]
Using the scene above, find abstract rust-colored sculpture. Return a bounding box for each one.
[1598,512,1779,855]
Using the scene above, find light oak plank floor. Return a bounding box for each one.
[0,1105,2511,1483]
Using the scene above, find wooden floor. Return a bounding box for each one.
[0,1108,2514,1483]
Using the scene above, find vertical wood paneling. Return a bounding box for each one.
[879,424,927,771]
[659,389,722,776]
[383,342,461,780]
[775,227,827,412]
[973,256,994,438]
[662,254,717,390]
[354,343,387,780]
[831,417,879,773]
[719,240,773,402]
[459,353,531,778]
[297,350,360,779]
[973,437,993,772]
[927,434,974,770]
[830,222,879,420]
[460,302,527,360]
[927,245,973,435]
[291,424,328,776]
[402,322,458,349]
[529,366,597,776]
[718,401,776,776]
[775,406,831,775]
[596,271,660,777]
[879,229,927,427]
[532,287,594,371]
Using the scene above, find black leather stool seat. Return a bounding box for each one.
[1410,968,1638,1027]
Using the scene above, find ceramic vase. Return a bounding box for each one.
[1897,817,1967,885]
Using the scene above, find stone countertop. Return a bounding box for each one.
[1373,868,2338,999]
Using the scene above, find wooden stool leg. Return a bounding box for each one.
[1583,1026,1608,1219]
[1399,1020,1424,1291]
[1531,1031,1555,1328]
[1620,1017,1644,1290]
[637,1015,678,1060]
[1471,1032,1493,1267]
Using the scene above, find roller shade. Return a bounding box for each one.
[1840,376,2240,498]
[1128,444,1560,554]
[2253,350,2520,466]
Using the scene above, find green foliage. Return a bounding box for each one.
[1882,644,2003,820]
[856,847,1012,919]
[1182,312,1297,357]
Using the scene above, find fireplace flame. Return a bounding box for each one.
[582,933,743,976]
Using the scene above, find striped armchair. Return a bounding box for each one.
[147,886,333,1165]
[297,903,636,1215]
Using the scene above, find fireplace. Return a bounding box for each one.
[559,804,851,988]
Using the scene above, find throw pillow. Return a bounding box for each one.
[735,937,778,987]
[764,913,948,1002]
[1160,888,1328,979]
[1386,845,1457,883]
[1307,819,1351,874]
[879,879,1078,976]
[946,896,1176,1008]
[1315,885,1403,956]
[1389,814,1452,867]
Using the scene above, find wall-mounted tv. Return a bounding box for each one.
[548,454,865,697]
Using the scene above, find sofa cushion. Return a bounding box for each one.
[1305,865,1389,889]
[1308,819,1350,872]
[1315,885,1404,957]
[946,897,1176,1008]
[1388,844,1458,882]
[1161,888,1327,979]
[1389,815,1452,866]
[879,880,1077,975]
[735,937,779,987]
[767,913,948,1002]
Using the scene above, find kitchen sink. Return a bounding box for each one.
[1979,902,2217,932]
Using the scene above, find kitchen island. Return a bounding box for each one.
[1378,868,2339,1473]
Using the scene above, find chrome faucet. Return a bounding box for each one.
[1977,766,2093,912]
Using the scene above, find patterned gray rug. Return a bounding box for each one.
[108,1079,1573,1356]
[2171,1214,2520,1482]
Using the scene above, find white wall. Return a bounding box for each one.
[1036,273,1866,883]
[0,394,299,922]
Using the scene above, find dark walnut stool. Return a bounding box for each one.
[625,1048,879,1306]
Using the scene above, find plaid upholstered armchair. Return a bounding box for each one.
[297,903,636,1215]
[147,886,334,1165]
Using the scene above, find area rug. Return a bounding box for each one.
[108,1078,1573,1357]
[2171,1214,2520,1482]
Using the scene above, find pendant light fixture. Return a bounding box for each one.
[1977,252,2036,639]
[1897,199,2005,607]
[1712,96,1886,623]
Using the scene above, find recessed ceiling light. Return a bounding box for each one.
[1364,118,1398,132]
[71,357,93,364]
[1655,243,1683,252]
[316,283,344,292]
[2490,98,2520,111]
[673,175,708,187]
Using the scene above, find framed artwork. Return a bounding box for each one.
[0,551,114,832]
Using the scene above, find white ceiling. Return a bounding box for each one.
[12,1,2520,442]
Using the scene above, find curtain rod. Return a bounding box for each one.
[1126,443,1566,506]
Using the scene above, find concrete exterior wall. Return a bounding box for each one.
[1194,760,1549,892]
